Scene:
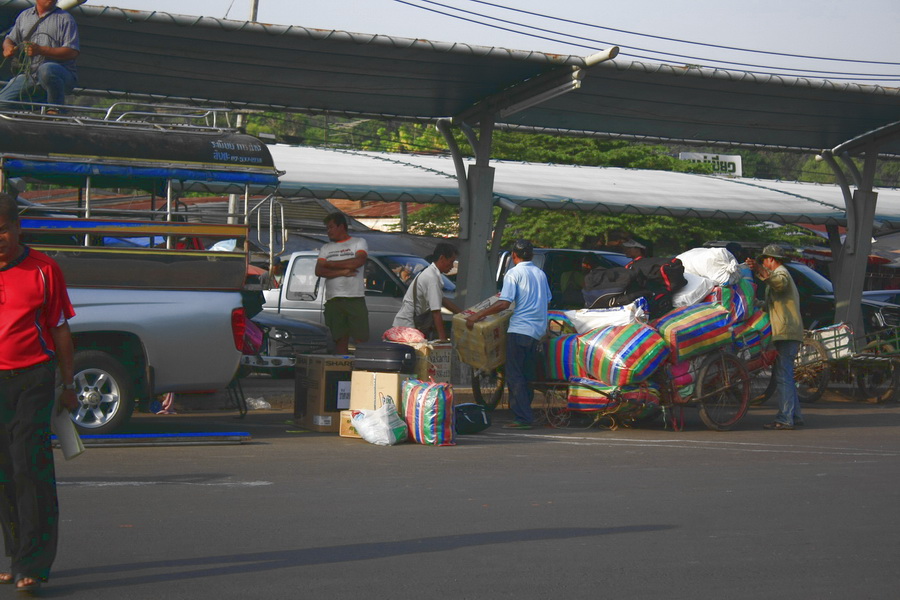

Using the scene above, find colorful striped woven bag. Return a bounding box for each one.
[651,302,733,362]
[578,322,670,386]
[402,379,456,446]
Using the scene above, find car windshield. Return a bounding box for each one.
[786,263,834,294]
[379,255,456,293]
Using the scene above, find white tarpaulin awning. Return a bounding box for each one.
[268,145,900,231]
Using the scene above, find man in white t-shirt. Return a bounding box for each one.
[315,212,369,354]
[392,243,461,339]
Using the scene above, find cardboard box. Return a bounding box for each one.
[294,355,353,433]
[452,295,512,371]
[350,370,414,413]
[339,410,362,439]
[408,341,453,383]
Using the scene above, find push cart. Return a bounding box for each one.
[470,346,751,432]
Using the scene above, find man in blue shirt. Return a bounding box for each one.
[466,239,550,429]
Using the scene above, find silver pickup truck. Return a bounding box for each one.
[263,250,455,341]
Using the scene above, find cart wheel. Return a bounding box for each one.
[696,351,750,431]
[855,343,899,402]
[795,337,829,403]
[748,350,777,405]
[471,366,505,411]
[536,386,570,428]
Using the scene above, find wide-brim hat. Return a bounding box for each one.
[758,243,790,262]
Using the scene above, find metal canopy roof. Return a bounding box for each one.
[1,1,897,155]
[267,145,900,231]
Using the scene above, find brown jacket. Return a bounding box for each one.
[764,264,804,342]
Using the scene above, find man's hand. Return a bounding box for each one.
[465,314,480,330]
[60,388,80,412]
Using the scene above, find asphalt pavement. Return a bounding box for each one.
[47,378,900,600]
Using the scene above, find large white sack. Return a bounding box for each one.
[676,247,742,285]
[564,300,646,334]
[672,272,717,307]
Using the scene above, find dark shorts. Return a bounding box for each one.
[324,296,369,343]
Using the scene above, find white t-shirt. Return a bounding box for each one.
[318,237,368,300]
[393,262,444,328]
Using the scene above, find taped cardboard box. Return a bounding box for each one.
[407,341,453,383]
[339,410,362,439]
[350,370,414,413]
[294,355,353,433]
[452,295,512,371]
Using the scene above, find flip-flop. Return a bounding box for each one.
[15,575,41,593]
[0,573,13,584]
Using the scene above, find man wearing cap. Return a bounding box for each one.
[466,239,551,429]
[621,238,647,266]
[747,244,805,430]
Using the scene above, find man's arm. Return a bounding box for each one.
[24,43,79,61]
[2,38,16,58]
[465,299,511,330]
[50,321,79,411]
[315,250,368,279]
[442,297,461,314]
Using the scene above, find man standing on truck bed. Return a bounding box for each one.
[0,193,78,593]
[0,0,80,111]
[315,212,369,354]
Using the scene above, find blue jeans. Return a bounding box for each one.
[773,340,803,426]
[0,63,77,109]
[506,333,540,425]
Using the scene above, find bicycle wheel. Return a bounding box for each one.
[696,351,750,431]
[855,342,899,402]
[795,337,829,403]
[747,350,776,405]
[471,366,505,411]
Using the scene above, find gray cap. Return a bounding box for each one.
[621,238,646,249]
[758,243,790,262]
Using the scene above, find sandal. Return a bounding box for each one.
[0,573,13,584]
[15,575,41,593]
[763,421,794,430]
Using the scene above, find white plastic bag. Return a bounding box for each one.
[676,247,742,285]
[564,300,645,334]
[351,400,408,446]
[672,272,717,307]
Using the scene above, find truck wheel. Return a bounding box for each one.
[71,350,136,435]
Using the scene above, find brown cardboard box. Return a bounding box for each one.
[452,295,512,370]
[294,355,353,433]
[350,370,414,413]
[408,341,453,383]
[339,410,363,439]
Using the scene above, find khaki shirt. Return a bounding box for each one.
[764,264,804,342]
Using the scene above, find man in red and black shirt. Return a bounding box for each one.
[0,193,76,592]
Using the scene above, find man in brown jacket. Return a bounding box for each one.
[747,244,805,430]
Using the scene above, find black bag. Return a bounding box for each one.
[582,267,638,308]
[353,342,416,373]
[627,257,688,294]
[455,403,491,434]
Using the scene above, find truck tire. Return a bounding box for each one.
[71,350,136,434]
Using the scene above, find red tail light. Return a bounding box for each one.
[232,307,247,351]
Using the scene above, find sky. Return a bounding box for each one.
[88,0,900,86]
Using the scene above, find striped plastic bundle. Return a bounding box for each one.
[732,309,772,358]
[704,278,756,324]
[541,334,587,382]
[652,302,733,362]
[578,322,670,386]
[402,379,456,446]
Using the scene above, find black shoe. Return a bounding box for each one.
[763,421,794,430]
[793,419,805,427]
